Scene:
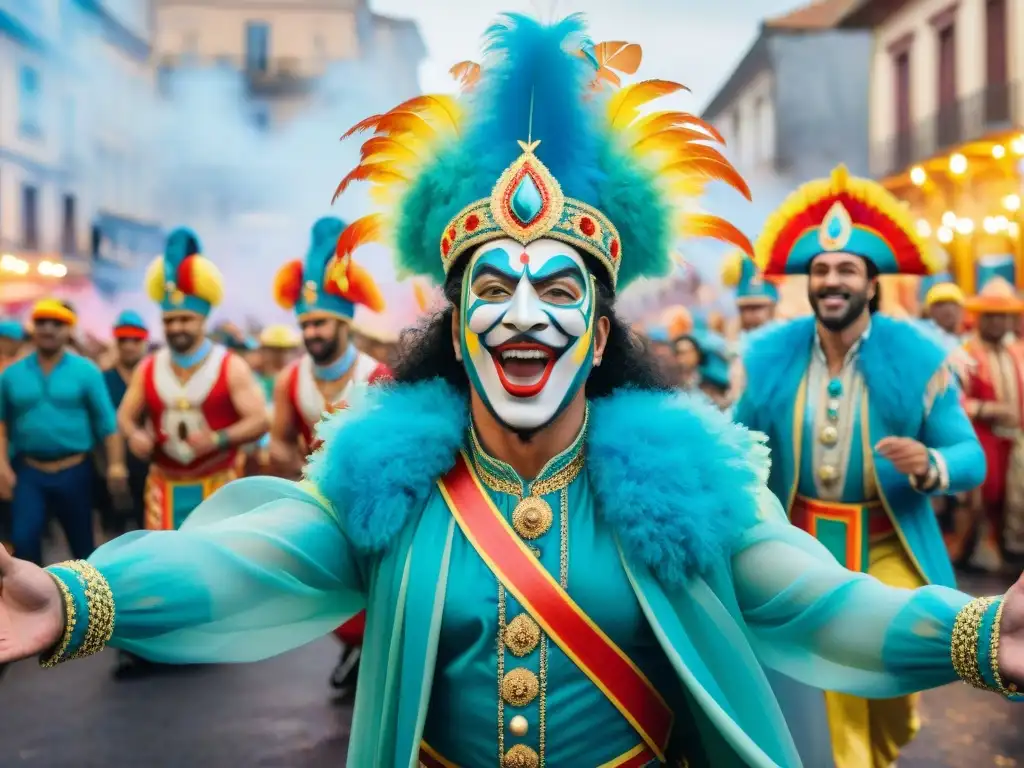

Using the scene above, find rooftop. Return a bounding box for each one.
[765,0,862,30]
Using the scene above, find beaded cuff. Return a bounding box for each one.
[39,560,116,667]
[951,595,1023,700]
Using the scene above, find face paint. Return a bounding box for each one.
[461,237,596,431]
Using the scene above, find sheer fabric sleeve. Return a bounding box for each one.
[48,477,366,665]
[733,489,969,697]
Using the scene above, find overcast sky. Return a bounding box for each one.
[369,0,805,110]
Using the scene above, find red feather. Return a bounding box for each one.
[325,262,385,313]
[665,157,751,201]
[332,164,407,203]
[335,214,385,259]
[177,255,199,294]
[273,260,304,309]
[680,214,754,257]
[341,113,385,140]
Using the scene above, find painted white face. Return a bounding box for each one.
[460,238,596,431]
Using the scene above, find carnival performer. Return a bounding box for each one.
[958,276,1024,571]
[732,164,987,768]
[1,16,1023,768]
[270,216,391,694]
[98,311,151,535]
[0,299,125,565]
[920,273,965,339]
[116,228,269,531]
[721,249,779,336]
[0,318,25,554]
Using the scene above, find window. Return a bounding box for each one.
[22,185,38,251]
[985,0,1010,123]
[62,194,76,255]
[245,21,270,73]
[936,22,958,146]
[18,65,42,138]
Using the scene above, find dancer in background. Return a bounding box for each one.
[0,299,124,565]
[0,318,25,555]
[271,216,390,695]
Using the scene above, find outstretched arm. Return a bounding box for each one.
[39,477,365,666]
[735,489,1021,700]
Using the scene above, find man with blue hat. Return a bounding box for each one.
[0,318,25,555]
[721,249,779,335]
[99,310,151,535]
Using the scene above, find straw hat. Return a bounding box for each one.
[965,276,1024,314]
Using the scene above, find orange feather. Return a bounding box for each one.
[633,127,721,154]
[272,260,304,309]
[325,261,385,313]
[341,113,385,140]
[607,80,688,129]
[332,164,408,203]
[359,137,421,164]
[629,111,725,144]
[369,112,435,140]
[583,41,643,90]
[679,214,754,256]
[664,157,751,201]
[450,60,481,90]
[412,279,430,313]
[335,214,386,259]
[391,94,461,131]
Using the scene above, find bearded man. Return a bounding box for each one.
[733,165,987,768]
[0,17,1021,768]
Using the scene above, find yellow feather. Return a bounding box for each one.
[633,127,719,156]
[679,213,753,256]
[359,137,421,164]
[369,185,398,206]
[390,94,462,134]
[144,258,166,302]
[607,80,688,129]
[719,250,746,288]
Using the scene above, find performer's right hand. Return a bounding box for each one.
[0,462,15,500]
[0,544,64,664]
[127,429,154,460]
[986,402,1019,427]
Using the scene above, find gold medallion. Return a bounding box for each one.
[501,667,539,707]
[819,425,839,447]
[502,744,539,768]
[818,464,838,484]
[512,496,553,540]
[302,280,318,306]
[176,398,191,410]
[508,714,529,737]
[170,289,186,306]
[504,614,541,657]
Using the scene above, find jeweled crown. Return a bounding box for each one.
[441,140,622,286]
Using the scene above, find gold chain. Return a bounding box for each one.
[951,595,997,690]
[988,598,1019,697]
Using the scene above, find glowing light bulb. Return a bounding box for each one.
[937,226,954,244]
[949,153,968,175]
[984,216,999,234]
[956,217,975,235]
[1010,222,1021,238]
[942,211,957,227]
[1003,194,1021,212]
[52,264,67,278]
[993,144,1007,159]
[1013,136,1024,155]
[910,166,927,185]
[916,219,932,237]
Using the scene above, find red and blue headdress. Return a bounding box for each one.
[112,310,148,340]
[756,165,940,277]
[330,14,752,292]
[273,217,385,322]
[145,228,224,316]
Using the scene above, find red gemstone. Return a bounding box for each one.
[441,238,451,256]
[580,217,596,236]
[610,239,620,259]
[519,252,530,265]
[465,214,480,232]
[448,227,457,240]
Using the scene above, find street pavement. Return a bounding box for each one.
[0,573,1021,766]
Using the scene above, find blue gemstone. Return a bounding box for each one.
[510,173,544,225]
[827,408,839,422]
[826,213,843,239]
[827,378,843,397]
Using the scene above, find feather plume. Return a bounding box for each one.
[664,157,751,200]
[633,127,722,154]
[584,41,642,89]
[332,164,408,203]
[719,249,746,288]
[359,137,421,165]
[325,261,385,313]
[389,94,462,133]
[335,214,386,260]
[273,260,304,309]
[607,80,688,129]
[450,60,481,91]
[679,214,754,256]
[342,113,385,140]
[412,279,431,313]
[628,111,725,144]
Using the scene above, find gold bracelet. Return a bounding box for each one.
[48,560,116,661]
[988,599,1020,697]
[951,596,996,690]
[39,573,78,668]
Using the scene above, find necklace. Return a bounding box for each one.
[314,343,357,382]
[171,338,212,370]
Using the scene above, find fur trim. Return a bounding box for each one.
[305,380,766,586]
[741,314,947,430]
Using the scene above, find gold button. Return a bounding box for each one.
[502,744,539,768]
[819,425,839,447]
[501,667,539,707]
[504,614,540,657]
[818,464,838,484]
[512,496,552,540]
[508,714,529,736]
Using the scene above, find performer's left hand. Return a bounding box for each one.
[106,463,129,500]
[996,573,1024,689]
[874,437,930,477]
[186,430,218,458]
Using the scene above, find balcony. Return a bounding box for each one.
[156,53,327,98]
[870,80,1023,178]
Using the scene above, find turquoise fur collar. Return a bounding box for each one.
[305,380,769,587]
[741,314,947,430]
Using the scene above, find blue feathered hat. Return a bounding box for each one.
[331,13,751,293]
[144,227,224,316]
[720,250,778,306]
[112,310,148,339]
[699,348,731,390]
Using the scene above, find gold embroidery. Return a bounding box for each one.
[502,667,540,707]
[39,572,77,668]
[989,599,1019,697]
[502,744,540,768]
[505,614,541,657]
[512,497,553,540]
[65,560,116,660]
[951,596,997,690]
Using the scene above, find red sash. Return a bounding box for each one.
[438,452,673,761]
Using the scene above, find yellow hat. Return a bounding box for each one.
[259,324,301,349]
[924,282,965,309]
[30,298,76,327]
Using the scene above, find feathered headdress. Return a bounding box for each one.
[720,250,779,306]
[145,228,224,316]
[273,216,385,321]
[755,165,939,277]
[331,14,751,291]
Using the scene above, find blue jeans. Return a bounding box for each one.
[10,458,95,565]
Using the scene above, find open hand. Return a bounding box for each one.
[874,437,930,477]
[0,544,65,665]
[127,429,154,461]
